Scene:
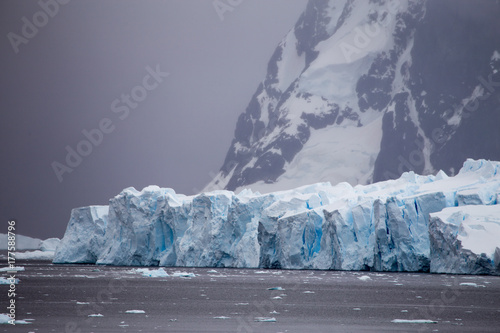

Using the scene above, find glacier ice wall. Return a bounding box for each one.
[53,205,108,263]
[54,159,500,275]
[430,205,500,275]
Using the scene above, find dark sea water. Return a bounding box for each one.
[1,260,499,332]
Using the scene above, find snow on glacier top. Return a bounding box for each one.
[235,159,499,211]
[412,159,500,199]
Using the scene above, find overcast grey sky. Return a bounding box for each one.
[0,0,308,239]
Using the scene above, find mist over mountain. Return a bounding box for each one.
[205,0,500,193]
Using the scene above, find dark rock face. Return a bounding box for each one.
[207,0,500,192]
[375,0,500,181]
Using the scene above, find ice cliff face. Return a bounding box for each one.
[52,206,107,263]
[204,0,500,194]
[430,205,500,275]
[54,159,500,275]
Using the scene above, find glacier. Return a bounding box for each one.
[0,233,61,260]
[54,159,500,275]
[430,205,500,275]
[0,233,44,251]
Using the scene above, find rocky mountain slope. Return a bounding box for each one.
[205,0,500,193]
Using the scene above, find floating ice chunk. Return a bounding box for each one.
[358,275,371,281]
[171,271,196,278]
[459,282,485,287]
[0,314,32,324]
[76,302,89,305]
[303,291,315,294]
[134,268,169,278]
[88,314,103,317]
[74,275,96,279]
[213,316,231,319]
[0,314,13,324]
[254,317,276,322]
[125,310,145,314]
[0,277,19,284]
[391,319,437,324]
[207,270,218,274]
[267,286,284,290]
[0,266,24,272]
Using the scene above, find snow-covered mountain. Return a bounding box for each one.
[205,0,500,194]
[54,159,500,275]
